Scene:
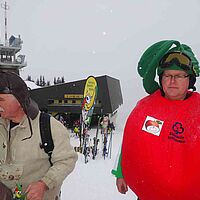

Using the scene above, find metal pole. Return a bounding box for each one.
[1,1,9,46]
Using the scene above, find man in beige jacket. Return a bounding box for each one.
[0,71,78,200]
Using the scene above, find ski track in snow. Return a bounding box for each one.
[61,127,137,200]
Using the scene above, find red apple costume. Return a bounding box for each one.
[122,90,200,200]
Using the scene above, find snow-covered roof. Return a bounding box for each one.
[24,80,41,89]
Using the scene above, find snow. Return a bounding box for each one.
[24,80,41,89]
[61,126,138,200]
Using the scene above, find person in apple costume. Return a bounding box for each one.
[112,40,200,200]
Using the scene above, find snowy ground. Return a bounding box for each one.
[61,127,137,200]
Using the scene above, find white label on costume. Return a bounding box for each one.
[142,116,164,136]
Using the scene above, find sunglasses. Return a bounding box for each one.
[0,87,12,94]
[159,52,192,71]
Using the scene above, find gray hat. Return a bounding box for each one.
[0,71,39,119]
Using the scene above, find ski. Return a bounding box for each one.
[92,116,101,160]
[107,127,113,159]
[102,130,108,159]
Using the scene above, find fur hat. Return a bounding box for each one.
[0,71,39,119]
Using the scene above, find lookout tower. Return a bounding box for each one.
[0,1,26,74]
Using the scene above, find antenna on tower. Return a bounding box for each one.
[1,1,9,46]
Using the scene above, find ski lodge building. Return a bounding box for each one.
[30,75,123,127]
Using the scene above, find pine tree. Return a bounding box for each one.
[39,75,42,86]
[36,78,40,86]
[61,76,65,83]
[26,75,33,81]
[42,76,46,86]
[54,77,56,85]
[57,77,61,84]
[47,81,50,86]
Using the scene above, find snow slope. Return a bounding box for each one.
[61,127,137,200]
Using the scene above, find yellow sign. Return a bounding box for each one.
[64,94,83,99]
[83,76,97,111]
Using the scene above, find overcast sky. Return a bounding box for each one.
[1,0,200,123]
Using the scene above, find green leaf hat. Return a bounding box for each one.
[137,40,200,94]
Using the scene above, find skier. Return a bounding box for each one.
[100,115,110,158]
[108,122,115,133]
[100,115,109,135]
[74,125,80,137]
[112,40,200,200]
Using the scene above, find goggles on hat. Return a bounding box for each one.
[0,87,12,94]
[159,52,192,71]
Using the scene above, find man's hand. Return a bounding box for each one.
[25,180,48,200]
[116,178,128,194]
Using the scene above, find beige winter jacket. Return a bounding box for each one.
[0,112,78,200]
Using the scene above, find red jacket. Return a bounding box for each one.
[122,90,200,200]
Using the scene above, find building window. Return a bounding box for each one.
[48,99,54,104]
[76,100,81,104]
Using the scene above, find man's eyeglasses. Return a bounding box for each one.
[162,74,189,81]
[0,87,12,94]
[159,52,192,71]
